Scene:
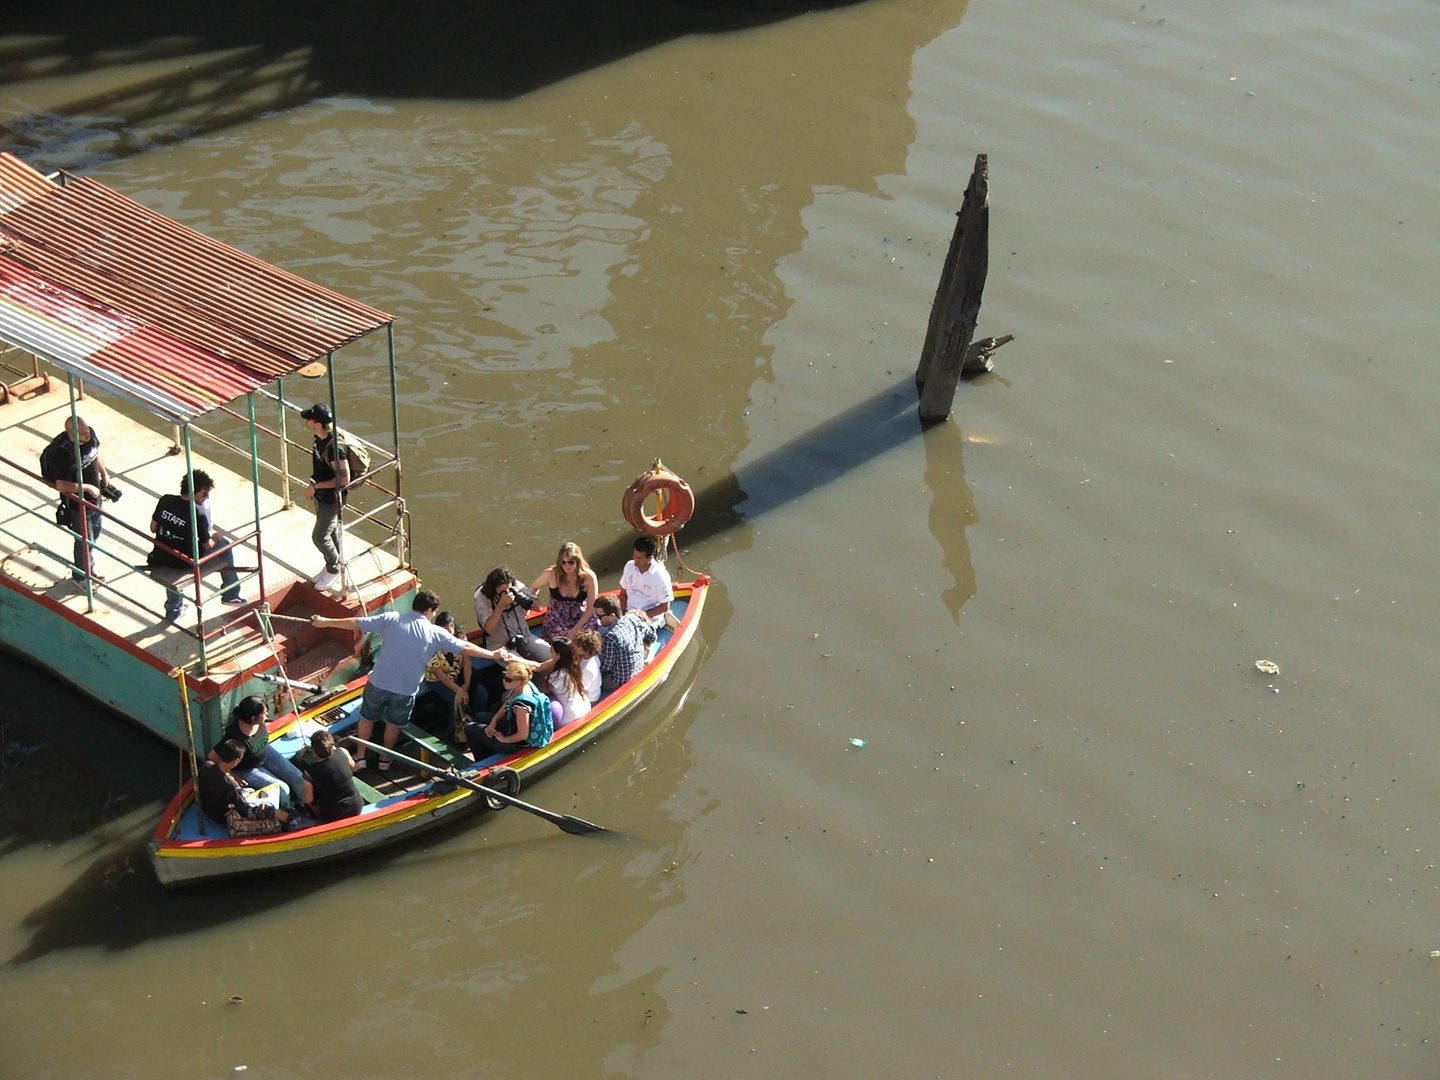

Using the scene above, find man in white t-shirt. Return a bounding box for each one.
[618,535,673,628]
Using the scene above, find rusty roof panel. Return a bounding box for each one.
[0,175,391,370]
[0,154,393,419]
[0,152,56,214]
[0,241,307,422]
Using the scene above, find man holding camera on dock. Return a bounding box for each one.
[40,415,118,583]
[300,403,349,593]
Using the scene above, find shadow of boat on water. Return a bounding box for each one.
[587,376,981,624]
[3,603,720,967]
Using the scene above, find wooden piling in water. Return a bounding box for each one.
[917,154,990,424]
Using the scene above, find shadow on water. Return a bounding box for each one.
[2,0,869,171]
[587,376,980,626]
[588,376,923,575]
[3,611,720,972]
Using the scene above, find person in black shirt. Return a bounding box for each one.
[300,403,350,592]
[197,740,290,828]
[41,416,110,582]
[302,729,364,822]
[147,469,243,621]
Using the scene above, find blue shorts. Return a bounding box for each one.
[359,683,415,728]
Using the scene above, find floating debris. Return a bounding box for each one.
[849,738,866,749]
[1255,660,1280,676]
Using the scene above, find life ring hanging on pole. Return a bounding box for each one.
[622,459,695,537]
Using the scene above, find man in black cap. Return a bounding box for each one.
[300,403,350,592]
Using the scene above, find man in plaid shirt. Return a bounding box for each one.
[595,594,656,695]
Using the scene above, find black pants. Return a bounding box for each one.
[465,720,524,760]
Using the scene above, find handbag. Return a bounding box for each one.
[225,806,283,837]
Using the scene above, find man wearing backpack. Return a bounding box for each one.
[300,403,351,592]
[40,416,113,583]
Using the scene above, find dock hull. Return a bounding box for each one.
[0,568,418,750]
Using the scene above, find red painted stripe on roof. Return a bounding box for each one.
[89,326,263,414]
[0,256,132,345]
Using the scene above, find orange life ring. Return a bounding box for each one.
[622,461,695,537]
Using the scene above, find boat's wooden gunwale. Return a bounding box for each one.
[148,578,708,886]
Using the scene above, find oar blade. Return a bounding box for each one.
[556,814,608,835]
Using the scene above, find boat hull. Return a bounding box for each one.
[148,578,709,886]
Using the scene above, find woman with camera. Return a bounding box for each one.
[472,566,552,707]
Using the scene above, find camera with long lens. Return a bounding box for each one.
[100,482,122,502]
[508,584,540,611]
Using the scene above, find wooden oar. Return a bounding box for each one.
[348,736,608,836]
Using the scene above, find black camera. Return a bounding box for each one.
[509,584,540,611]
[100,482,122,501]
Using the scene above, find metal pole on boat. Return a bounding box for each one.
[386,322,406,568]
[325,352,350,596]
[65,373,94,612]
[386,323,401,500]
[276,377,292,509]
[173,666,204,837]
[182,425,208,675]
[247,393,267,602]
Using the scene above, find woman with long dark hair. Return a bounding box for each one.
[222,695,305,808]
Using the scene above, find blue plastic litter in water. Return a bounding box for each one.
[849,738,866,748]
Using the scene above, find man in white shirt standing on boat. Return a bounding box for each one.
[300,403,349,592]
[618,534,673,628]
[312,589,510,772]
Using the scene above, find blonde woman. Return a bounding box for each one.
[530,541,599,640]
[464,662,554,760]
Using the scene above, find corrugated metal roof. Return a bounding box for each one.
[0,257,256,420]
[0,152,393,421]
[0,153,54,214]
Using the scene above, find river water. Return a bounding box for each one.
[3,0,1440,1076]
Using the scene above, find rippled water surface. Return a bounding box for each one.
[3,0,1440,1076]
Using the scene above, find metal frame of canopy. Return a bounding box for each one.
[0,152,408,675]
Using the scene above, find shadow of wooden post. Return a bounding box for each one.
[917,153,988,424]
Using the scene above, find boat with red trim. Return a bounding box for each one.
[147,578,709,887]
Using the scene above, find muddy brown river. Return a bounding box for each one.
[3,0,1440,1076]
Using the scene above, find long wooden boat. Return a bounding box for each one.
[148,578,709,887]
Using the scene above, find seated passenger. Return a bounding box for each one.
[594,594,656,697]
[223,695,305,808]
[618,534,673,628]
[302,730,364,823]
[520,636,590,727]
[530,541,600,640]
[473,566,550,706]
[465,662,554,760]
[197,739,290,828]
[572,629,604,703]
[474,566,552,659]
[418,610,474,741]
[147,468,243,621]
